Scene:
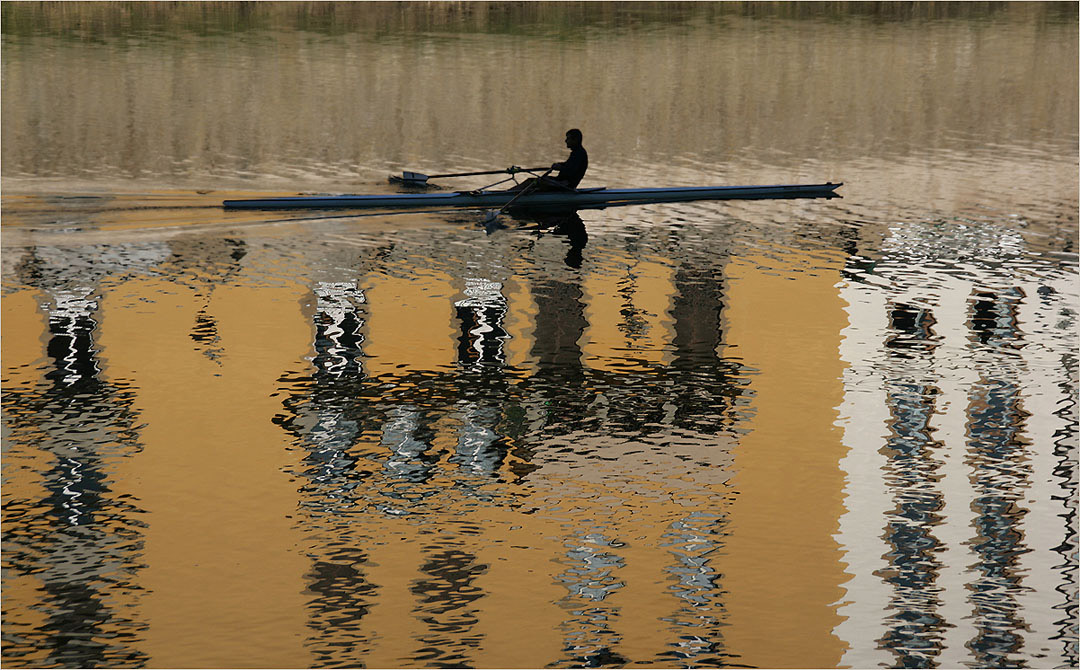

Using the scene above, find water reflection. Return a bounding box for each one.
[3,200,1076,667]
[1050,367,1078,665]
[222,215,760,665]
[965,288,1032,668]
[313,281,367,379]
[513,210,590,269]
[2,2,1078,668]
[877,365,948,666]
[552,530,628,668]
[658,512,731,667]
[3,247,151,667]
[410,546,487,668]
[303,547,376,669]
[455,276,509,368]
[834,214,1077,668]
[175,237,248,363]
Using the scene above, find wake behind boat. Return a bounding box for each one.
[222,182,843,210]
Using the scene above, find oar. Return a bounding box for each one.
[483,166,555,224]
[390,166,548,185]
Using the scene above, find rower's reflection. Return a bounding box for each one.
[524,209,589,268]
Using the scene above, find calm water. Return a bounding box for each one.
[2,3,1078,668]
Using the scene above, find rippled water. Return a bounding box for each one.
[2,3,1077,668]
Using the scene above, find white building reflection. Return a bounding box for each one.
[834,225,1077,667]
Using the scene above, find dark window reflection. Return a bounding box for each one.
[3,247,149,667]
[877,301,947,666]
[965,288,1033,668]
[410,548,488,668]
[302,548,377,668]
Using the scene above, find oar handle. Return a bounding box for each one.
[430,166,550,179]
[493,165,556,216]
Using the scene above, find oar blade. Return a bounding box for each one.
[482,210,507,234]
[389,171,430,185]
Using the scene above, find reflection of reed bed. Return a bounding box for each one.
[3,1,1073,38]
[2,2,1076,195]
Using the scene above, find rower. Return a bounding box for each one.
[512,129,588,192]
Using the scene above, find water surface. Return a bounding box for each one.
[2,3,1077,668]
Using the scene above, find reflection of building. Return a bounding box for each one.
[876,302,948,667]
[313,281,367,378]
[455,276,509,368]
[3,245,165,667]
[965,287,1032,668]
[834,225,1076,668]
[6,213,1072,668]
[717,247,850,668]
[254,228,765,666]
[551,530,629,668]
[261,224,863,668]
[409,547,488,667]
[56,232,313,668]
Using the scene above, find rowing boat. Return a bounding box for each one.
[222,183,842,210]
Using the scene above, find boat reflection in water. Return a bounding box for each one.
[493,207,590,269]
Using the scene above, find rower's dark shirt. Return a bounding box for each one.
[556,145,588,189]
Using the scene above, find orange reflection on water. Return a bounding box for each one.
[720,248,850,667]
[99,276,313,668]
[1,234,859,666]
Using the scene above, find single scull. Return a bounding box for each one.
[222,183,842,210]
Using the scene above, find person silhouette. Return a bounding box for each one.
[512,129,588,191]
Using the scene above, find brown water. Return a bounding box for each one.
[2,3,1077,668]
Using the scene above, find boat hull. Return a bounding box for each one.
[222,183,842,210]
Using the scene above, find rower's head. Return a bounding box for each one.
[565,128,583,148]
